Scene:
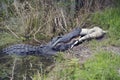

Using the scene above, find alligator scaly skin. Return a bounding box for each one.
[1,44,57,56]
[1,27,81,56]
[2,44,38,56]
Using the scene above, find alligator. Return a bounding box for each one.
[0,27,106,56]
[1,27,81,56]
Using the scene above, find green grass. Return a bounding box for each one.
[79,52,120,80]
[46,51,120,80]
[91,7,120,46]
[0,32,21,48]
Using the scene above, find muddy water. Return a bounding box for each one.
[0,54,55,80]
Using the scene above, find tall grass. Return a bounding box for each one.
[0,0,114,42]
[91,7,120,46]
[0,0,78,43]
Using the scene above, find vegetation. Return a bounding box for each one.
[46,51,120,80]
[90,7,120,46]
[0,0,120,80]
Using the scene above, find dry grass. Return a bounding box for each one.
[0,0,113,42]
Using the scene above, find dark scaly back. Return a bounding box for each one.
[1,44,38,56]
[1,44,57,56]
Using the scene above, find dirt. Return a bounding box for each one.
[65,42,93,63]
[102,46,120,54]
[67,42,120,63]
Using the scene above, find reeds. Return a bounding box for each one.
[1,0,113,42]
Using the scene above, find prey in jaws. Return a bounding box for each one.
[71,26,107,48]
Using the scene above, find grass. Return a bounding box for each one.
[46,51,120,80]
[0,51,120,80]
[90,7,120,46]
[79,51,120,80]
[0,32,21,48]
